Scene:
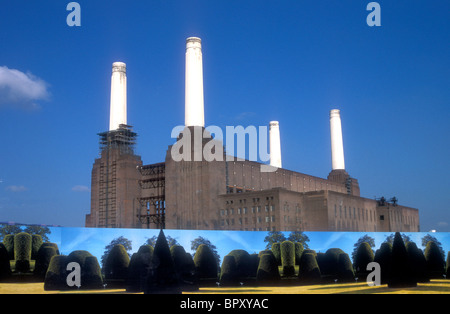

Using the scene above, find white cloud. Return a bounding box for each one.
[71,185,90,192]
[5,185,28,192]
[437,221,448,227]
[0,66,50,110]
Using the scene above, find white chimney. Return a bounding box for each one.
[269,121,282,168]
[185,37,205,127]
[330,109,345,170]
[109,62,127,131]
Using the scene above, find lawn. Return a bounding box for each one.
[0,280,449,294]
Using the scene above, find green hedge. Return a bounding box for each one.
[81,256,103,289]
[388,232,417,288]
[0,243,11,280]
[298,253,321,285]
[14,232,32,273]
[446,251,450,279]
[170,245,198,291]
[34,246,57,280]
[44,251,103,291]
[337,253,354,282]
[193,244,218,280]
[227,249,252,279]
[44,255,68,290]
[126,245,153,292]
[256,253,280,284]
[40,243,60,255]
[3,235,15,260]
[374,242,392,284]
[31,234,43,260]
[406,242,429,283]
[294,242,304,265]
[219,255,238,286]
[104,244,130,282]
[280,241,295,277]
[321,248,345,278]
[354,242,374,275]
[144,230,181,294]
[424,241,445,279]
[271,243,281,266]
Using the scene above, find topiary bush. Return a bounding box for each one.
[0,243,11,280]
[424,241,445,279]
[14,232,32,273]
[353,242,374,278]
[271,243,281,266]
[446,251,450,279]
[34,246,57,280]
[280,241,296,277]
[295,242,304,266]
[44,251,103,290]
[170,245,198,292]
[144,230,181,294]
[374,242,392,284]
[406,242,429,283]
[81,256,103,289]
[31,234,43,260]
[44,255,68,290]
[3,235,15,260]
[193,244,218,280]
[227,249,252,279]
[321,248,345,280]
[298,253,321,285]
[248,253,260,278]
[126,245,153,292]
[388,232,417,288]
[256,253,280,285]
[40,243,60,255]
[103,244,130,284]
[337,253,354,282]
[219,255,238,286]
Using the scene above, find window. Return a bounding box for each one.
[380,215,385,221]
[243,207,247,214]
[265,216,270,223]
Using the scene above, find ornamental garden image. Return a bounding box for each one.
[0,225,449,294]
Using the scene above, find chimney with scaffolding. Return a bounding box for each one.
[85,62,143,228]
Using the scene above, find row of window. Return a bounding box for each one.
[334,205,376,222]
[220,205,276,216]
[220,215,276,226]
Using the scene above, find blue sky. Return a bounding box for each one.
[0,1,449,232]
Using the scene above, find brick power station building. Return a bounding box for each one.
[85,37,419,232]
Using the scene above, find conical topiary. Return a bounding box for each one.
[144,230,181,294]
[388,232,417,288]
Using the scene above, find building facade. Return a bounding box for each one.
[85,37,420,232]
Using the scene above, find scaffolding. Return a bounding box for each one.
[97,124,137,228]
[137,163,166,229]
[98,124,137,156]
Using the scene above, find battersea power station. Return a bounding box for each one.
[85,37,419,232]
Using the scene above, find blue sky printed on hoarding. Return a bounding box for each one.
[48,227,450,266]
